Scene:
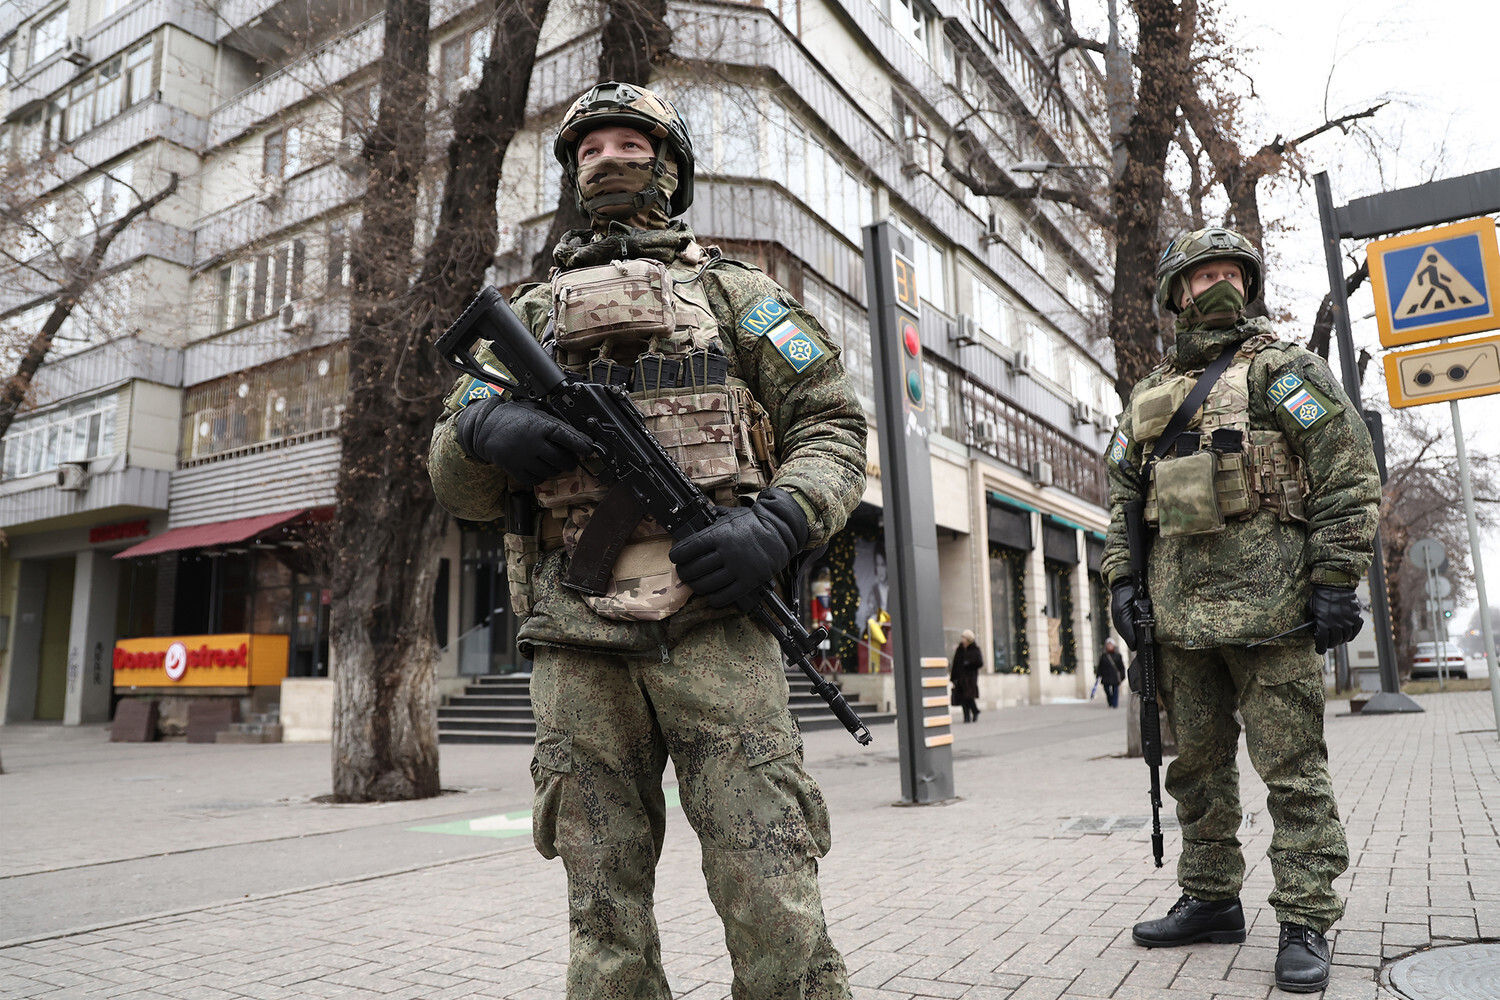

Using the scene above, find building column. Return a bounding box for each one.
[1026,511,1049,705]
[1071,529,1093,698]
[64,551,117,726]
[4,561,47,723]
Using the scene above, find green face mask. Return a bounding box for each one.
[1176,280,1245,330]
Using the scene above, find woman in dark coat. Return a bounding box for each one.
[951,629,984,722]
[1096,638,1125,708]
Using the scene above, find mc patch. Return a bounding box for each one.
[767,318,825,373]
[1108,429,1130,465]
[738,296,790,336]
[1266,371,1303,406]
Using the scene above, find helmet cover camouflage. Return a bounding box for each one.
[1155,227,1263,314]
[554,82,696,217]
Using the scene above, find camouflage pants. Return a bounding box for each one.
[1158,641,1348,932]
[529,614,850,1000]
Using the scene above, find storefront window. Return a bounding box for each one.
[989,546,1028,673]
[115,558,158,639]
[1046,562,1077,673]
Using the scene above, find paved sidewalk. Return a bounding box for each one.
[1,689,1496,999]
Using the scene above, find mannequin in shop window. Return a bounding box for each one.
[859,545,893,672]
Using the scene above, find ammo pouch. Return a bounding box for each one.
[1153,450,1225,537]
[1131,376,1192,441]
[552,259,674,348]
[534,385,773,621]
[503,530,540,619]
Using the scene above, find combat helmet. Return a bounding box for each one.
[1155,226,1263,314]
[553,81,696,217]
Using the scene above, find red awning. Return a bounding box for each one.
[113,509,307,559]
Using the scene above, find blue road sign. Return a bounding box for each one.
[1370,217,1500,347]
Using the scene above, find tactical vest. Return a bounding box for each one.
[1131,334,1309,538]
[524,242,778,621]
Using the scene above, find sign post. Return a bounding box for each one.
[1317,169,1500,731]
[863,221,954,804]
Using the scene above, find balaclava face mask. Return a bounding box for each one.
[1175,278,1246,332]
[576,150,679,232]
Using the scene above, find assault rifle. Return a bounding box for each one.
[1123,496,1166,868]
[437,286,873,746]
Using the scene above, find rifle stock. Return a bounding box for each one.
[438,287,874,746]
[1124,497,1165,868]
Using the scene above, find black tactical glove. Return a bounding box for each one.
[669,487,810,610]
[1110,579,1139,651]
[455,396,595,487]
[1308,585,1363,654]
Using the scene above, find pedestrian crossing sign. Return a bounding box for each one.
[1369,216,1500,347]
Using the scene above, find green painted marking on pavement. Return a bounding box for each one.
[409,786,682,839]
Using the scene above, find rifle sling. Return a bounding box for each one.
[562,483,646,596]
[1149,342,1240,463]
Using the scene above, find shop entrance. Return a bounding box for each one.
[35,557,75,720]
[458,528,523,675]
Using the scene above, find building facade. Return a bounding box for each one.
[0,0,1119,729]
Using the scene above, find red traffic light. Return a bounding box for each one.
[902,322,921,357]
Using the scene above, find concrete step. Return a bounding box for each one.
[438,728,537,745]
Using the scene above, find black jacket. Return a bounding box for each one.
[951,642,983,700]
[1096,648,1125,686]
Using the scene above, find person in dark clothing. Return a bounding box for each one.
[1096,638,1125,708]
[951,629,983,722]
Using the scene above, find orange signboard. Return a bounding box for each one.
[112,634,289,688]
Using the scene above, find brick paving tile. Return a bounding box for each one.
[881,975,969,997]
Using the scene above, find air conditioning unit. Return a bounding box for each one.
[899,142,922,178]
[1031,460,1054,487]
[1070,401,1092,425]
[278,301,316,335]
[953,314,980,347]
[1011,351,1033,376]
[971,418,999,450]
[64,37,90,67]
[981,213,1004,246]
[1092,409,1115,432]
[57,461,89,492]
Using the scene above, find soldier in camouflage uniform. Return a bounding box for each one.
[1101,228,1379,993]
[428,82,864,999]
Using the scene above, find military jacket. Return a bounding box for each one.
[428,223,868,655]
[1101,318,1380,648]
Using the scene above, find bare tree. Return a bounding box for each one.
[1,171,180,438]
[329,0,550,801]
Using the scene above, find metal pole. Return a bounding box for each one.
[1313,172,1420,713]
[1450,399,1500,737]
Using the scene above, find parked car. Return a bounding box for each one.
[1411,642,1468,679]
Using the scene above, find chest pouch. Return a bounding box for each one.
[1131,375,1194,442]
[1153,450,1225,538]
[553,259,675,348]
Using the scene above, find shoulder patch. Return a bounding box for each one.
[461,378,500,405]
[1108,429,1130,465]
[739,295,791,336]
[1266,371,1304,406]
[766,317,826,373]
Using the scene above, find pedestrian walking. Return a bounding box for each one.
[428,82,866,1000]
[1103,227,1379,993]
[950,629,983,722]
[1096,638,1124,708]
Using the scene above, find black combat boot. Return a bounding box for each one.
[1131,893,1246,947]
[1275,923,1331,993]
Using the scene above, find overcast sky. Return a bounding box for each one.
[1072,0,1500,640]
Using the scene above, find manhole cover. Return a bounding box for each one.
[1383,942,1500,999]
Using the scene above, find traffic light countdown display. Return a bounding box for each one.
[863,221,954,804]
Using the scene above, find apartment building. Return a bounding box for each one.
[0,0,1119,730]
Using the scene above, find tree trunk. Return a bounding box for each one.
[330,0,551,802]
[1107,0,1197,402]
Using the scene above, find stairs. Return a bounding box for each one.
[437,672,893,745]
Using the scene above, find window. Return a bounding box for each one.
[1066,269,1096,312]
[29,7,67,67]
[973,277,1008,344]
[1019,227,1046,273]
[1069,354,1091,403]
[802,274,871,400]
[1,391,117,481]
[81,161,135,227]
[1025,322,1054,380]
[911,232,947,311]
[898,100,936,174]
[341,82,379,150]
[55,39,154,144]
[263,123,304,181]
[216,236,308,331]
[890,0,933,61]
[180,346,348,461]
[439,26,490,99]
[326,216,356,289]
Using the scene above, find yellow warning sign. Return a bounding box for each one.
[1370,217,1500,347]
[1383,335,1500,408]
[1392,248,1485,320]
